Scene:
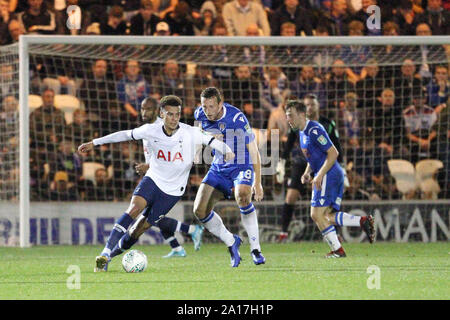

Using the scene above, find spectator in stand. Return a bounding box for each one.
[260,65,289,112]
[414,22,447,81]
[222,0,271,36]
[340,91,361,148]
[0,63,18,100]
[112,0,141,21]
[316,0,352,36]
[100,100,132,136]
[154,0,179,19]
[242,23,265,76]
[152,59,183,100]
[289,65,325,105]
[100,5,127,35]
[392,0,416,35]
[65,109,98,147]
[129,0,161,35]
[16,0,57,34]
[351,0,382,35]
[231,65,264,128]
[89,168,115,201]
[29,88,66,153]
[6,19,24,43]
[356,58,386,109]
[0,0,11,45]
[269,0,313,36]
[154,21,171,35]
[187,64,214,107]
[79,59,117,119]
[323,59,354,111]
[366,88,404,156]
[267,98,290,143]
[49,139,82,184]
[415,0,449,35]
[56,0,91,35]
[340,20,373,82]
[393,58,424,108]
[116,59,152,120]
[427,65,449,109]
[0,95,18,147]
[163,1,195,35]
[49,171,78,201]
[193,0,218,35]
[402,86,439,162]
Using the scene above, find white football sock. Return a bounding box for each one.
[335,211,361,227]
[321,226,341,251]
[202,211,235,247]
[241,210,261,252]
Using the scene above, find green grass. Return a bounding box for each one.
[0,242,448,300]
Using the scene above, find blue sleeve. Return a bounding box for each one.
[233,112,255,143]
[308,125,333,153]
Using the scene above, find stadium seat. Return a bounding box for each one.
[82,162,105,186]
[415,159,443,199]
[387,159,418,199]
[28,94,43,112]
[54,94,81,124]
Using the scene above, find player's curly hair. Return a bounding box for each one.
[159,95,182,110]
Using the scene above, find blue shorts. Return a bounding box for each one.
[202,165,254,199]
[311,165,344,211]
[133,176,181,225]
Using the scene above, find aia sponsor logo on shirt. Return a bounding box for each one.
[156,150,184,162]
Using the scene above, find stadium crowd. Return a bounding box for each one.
[0,0,448,202]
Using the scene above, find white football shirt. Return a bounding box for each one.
[131,122,219,196]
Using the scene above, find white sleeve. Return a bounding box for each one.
[92,124,151,146]
[191,126,233,154]
[92,130,133,146]
[209,138,233,155]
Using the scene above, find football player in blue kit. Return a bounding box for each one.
[284,99,375,258]
[193,87,265,267]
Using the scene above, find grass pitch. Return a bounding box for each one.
[0,242,448,300]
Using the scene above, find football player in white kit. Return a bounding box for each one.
[133,97,205,259]
[79,96,235,271]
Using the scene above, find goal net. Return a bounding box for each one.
[1,36,449,246]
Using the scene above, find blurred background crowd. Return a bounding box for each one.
[0,0,448,203]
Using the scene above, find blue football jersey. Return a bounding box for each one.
[299,120,340,174]
[194,103,255,168]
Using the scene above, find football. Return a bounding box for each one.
[122,250,148,273]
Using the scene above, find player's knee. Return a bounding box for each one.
[193,202,207,219]
[127,197,147,218]
[310,210,321,223]
[236,191,251,207]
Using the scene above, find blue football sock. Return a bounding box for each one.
[102,213,134,255]
[110,233,138,258]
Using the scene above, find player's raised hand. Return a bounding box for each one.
[135,163,149,175]
[252,183,264,202]
[301,172,311,184]
[78,141,94,153]
[224,151,235,162]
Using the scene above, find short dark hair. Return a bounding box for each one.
[159,95,182,109]
[284,99,306,113]
[141,97,158,109]
[201,87,222,103]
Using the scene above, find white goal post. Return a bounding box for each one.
[17,35,450,247]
